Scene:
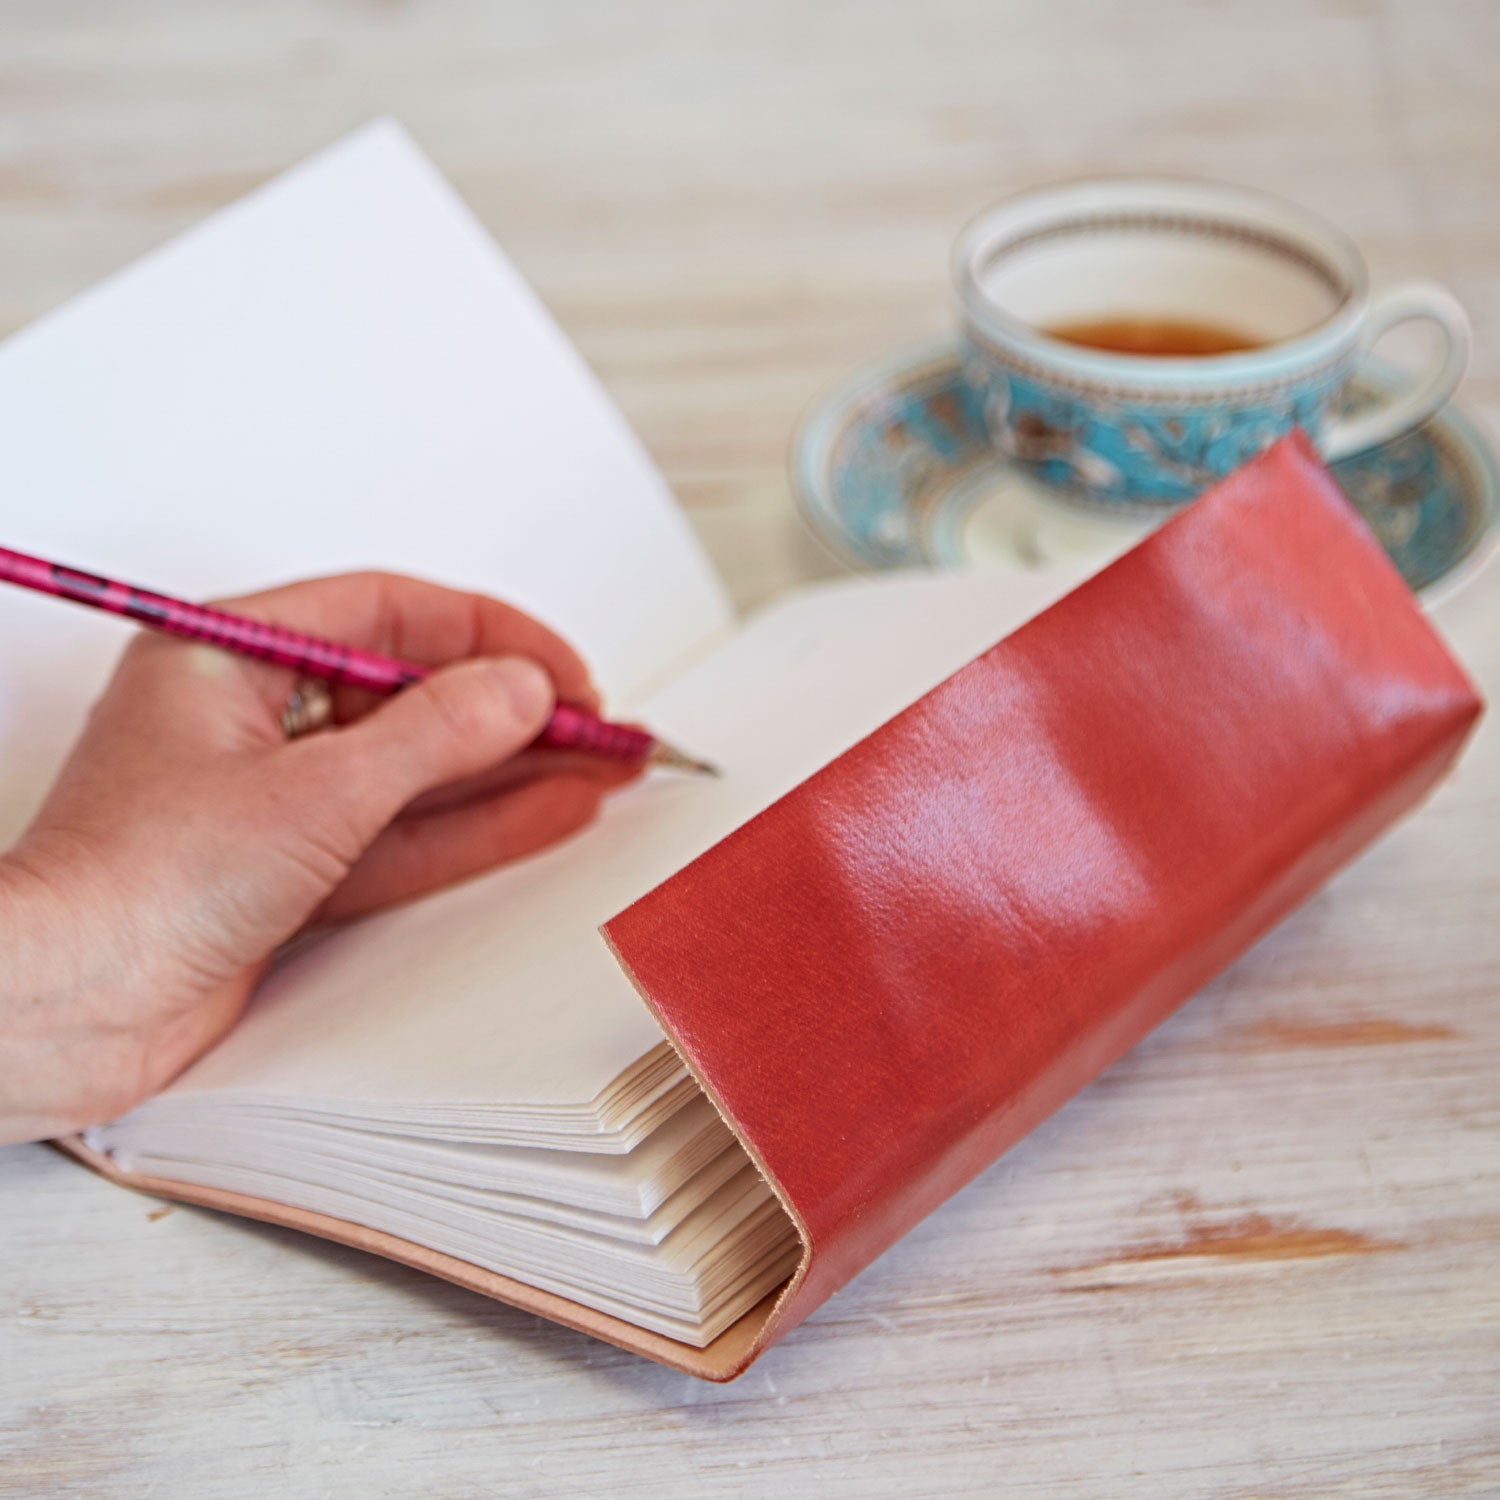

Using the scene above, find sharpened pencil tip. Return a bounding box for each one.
[647,740,722,777]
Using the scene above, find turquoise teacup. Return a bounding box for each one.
[952,178,1471,508]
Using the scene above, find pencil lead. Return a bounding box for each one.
[647,740,722,777]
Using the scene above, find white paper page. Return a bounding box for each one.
[163,562,1101,1112]
[0,119,729,848]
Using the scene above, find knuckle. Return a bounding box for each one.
[345,568,396,587]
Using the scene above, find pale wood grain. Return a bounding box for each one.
[1,1,1498,1496]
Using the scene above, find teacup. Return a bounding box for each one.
[951,178,1471,508]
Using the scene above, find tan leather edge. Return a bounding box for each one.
[51,1134,787,1383]
[599,928,816,1370]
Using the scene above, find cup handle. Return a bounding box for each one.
[1320,281,1471,462]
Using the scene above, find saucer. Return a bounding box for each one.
[793,340,1500,601]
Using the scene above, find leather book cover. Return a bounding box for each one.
[60,433,1483,1381]
[602,431,1483,1378]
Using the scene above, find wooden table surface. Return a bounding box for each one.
[1,2,1497,1495]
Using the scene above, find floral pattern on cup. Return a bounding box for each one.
[961,340,1347,506]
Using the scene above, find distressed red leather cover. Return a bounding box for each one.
[604,432,1482,1379]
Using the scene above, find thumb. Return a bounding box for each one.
[312,655,555,831]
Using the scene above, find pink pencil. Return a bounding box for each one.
[0,545,716,774]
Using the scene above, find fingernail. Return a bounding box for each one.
[483,656,553,723]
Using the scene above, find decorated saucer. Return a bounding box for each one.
[793,341,1500,601]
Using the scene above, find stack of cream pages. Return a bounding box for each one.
[0,123,1096,1345]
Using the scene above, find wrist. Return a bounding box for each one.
[0,843,78,996]
[0,839,141,1142]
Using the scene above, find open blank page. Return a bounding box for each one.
[0,120,729,849]
[156,563,1101,1118]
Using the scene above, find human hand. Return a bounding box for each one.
[0,572,637,1143]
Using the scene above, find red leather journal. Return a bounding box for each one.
[602,431,1482,1378]
[61,433,1481,1380]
